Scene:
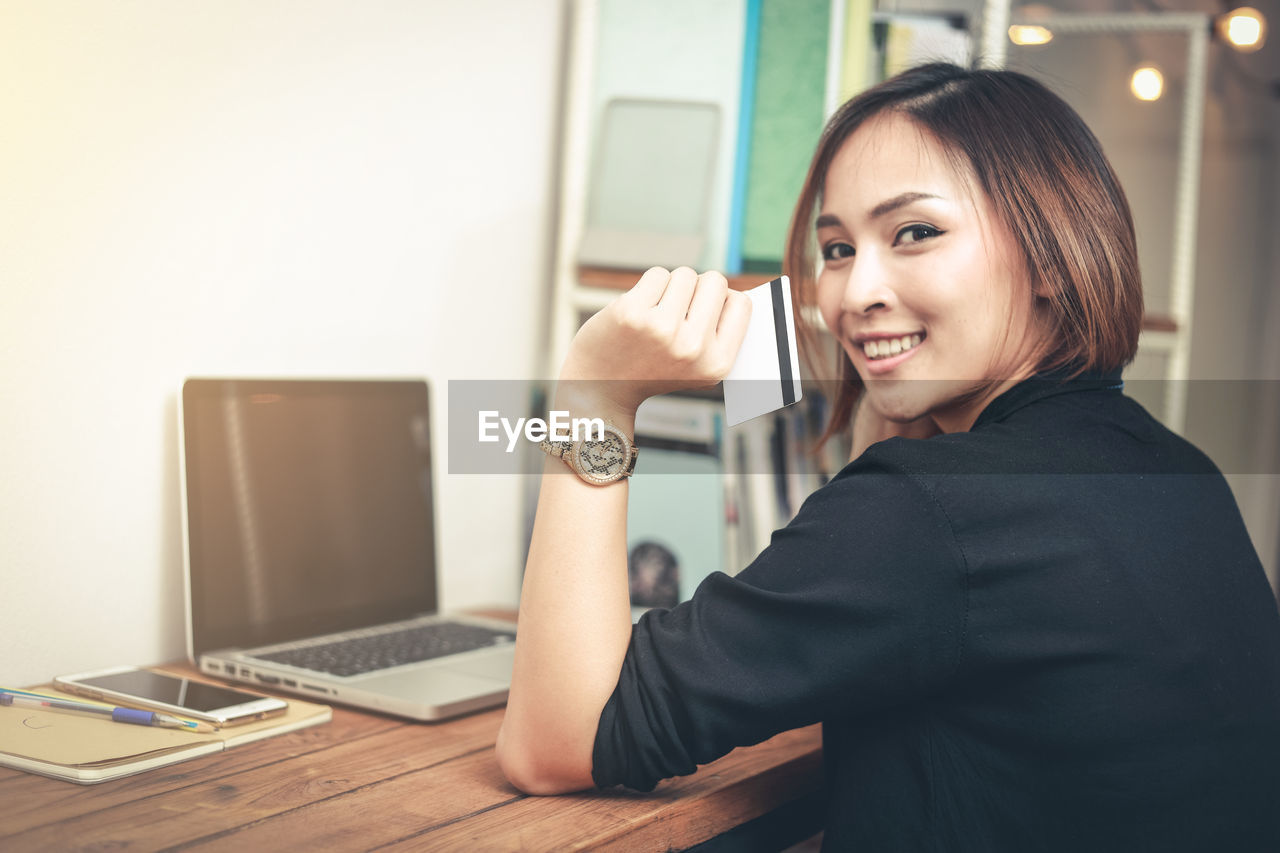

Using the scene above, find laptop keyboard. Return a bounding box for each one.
[254,622,515,678]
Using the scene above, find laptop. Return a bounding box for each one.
[178,378,515,722]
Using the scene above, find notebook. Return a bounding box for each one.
[0,678,331,784]
[179,378,515,722]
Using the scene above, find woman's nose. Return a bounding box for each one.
[840,252,894,315]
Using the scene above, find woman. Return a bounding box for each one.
[496,63,1280,850]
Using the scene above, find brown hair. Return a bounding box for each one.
[785,63,1143,444]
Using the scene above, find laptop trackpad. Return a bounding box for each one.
[446,647,514,682]
[360,666,506,702]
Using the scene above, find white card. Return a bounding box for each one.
[723,276,802,427]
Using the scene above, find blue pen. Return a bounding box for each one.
[0,688,214,732]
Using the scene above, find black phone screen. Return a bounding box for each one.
[76,670,265,711]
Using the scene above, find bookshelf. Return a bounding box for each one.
[551,3,1203,437]
[547,0,983,375]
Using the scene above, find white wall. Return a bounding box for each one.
[0,0,564,686]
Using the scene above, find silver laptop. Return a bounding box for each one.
[178,378,515,722]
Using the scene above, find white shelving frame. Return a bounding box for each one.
[547,0,602,377]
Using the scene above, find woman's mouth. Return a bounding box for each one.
[862,333,923,361]
[855,332,924,375]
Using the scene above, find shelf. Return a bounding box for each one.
[578,267,1179,336]
[578,265,781,293]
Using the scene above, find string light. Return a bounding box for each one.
[1009,25,1054,46]
[1008,4,1055,47]
[1216,6,1267,52]
[1130,65,1165,101]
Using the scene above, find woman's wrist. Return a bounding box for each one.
[551,377,637,438]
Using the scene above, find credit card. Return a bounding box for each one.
[723,276,802,426]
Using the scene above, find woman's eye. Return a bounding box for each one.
[896,224,942,245]
[822,242,855,261]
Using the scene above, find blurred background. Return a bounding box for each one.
[2,0,1276,686]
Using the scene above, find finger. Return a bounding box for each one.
[711,289,753,370]
[627,266,673,307]
[685,271,730,334]
[652,266,699,321]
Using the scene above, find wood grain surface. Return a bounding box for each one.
[1,655,822,852]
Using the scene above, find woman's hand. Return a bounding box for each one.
[849,393,941,461]
[558,267,753,422]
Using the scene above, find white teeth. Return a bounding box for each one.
[862,334,923,361]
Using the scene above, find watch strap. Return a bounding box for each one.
[538,421,636,485]
[539,436,572,459]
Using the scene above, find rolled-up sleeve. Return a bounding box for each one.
[592,456,968,791]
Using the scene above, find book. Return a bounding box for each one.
[629,395,726,613]
[586,0,747,272]
[735,0,830,273]
[833,0,876,111]
[578,97,723,271]
[0,679,331,784]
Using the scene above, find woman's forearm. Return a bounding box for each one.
[495,267,750,794]
[495,405,636,794]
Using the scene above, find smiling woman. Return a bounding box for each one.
[497,63,1280,851]
[789,64,1144,449]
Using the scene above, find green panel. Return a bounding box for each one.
[741,0,829,268]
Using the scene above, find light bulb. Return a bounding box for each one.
[1130,66,1164,101]
[1009,25,1053,46]
[1218,7,1267,52]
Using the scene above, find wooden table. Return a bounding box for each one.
[0,662,823,851]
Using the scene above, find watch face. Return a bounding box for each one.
[575,430,630,483]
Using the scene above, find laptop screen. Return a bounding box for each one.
[181,379,437,655]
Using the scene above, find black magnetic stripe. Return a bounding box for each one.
[769,276,796,406]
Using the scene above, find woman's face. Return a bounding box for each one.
[816,112,1048,433]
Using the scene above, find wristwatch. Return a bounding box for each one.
[539,421,638,486]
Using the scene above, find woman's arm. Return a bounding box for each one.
[495,267,751,794]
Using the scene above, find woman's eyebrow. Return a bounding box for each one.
[870,191,943,220]
[815,192,944,231]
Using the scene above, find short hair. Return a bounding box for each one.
[785,62,1143,442]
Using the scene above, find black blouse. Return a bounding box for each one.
[592,373,1280,852]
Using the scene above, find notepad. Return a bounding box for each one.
[0,679,331,784]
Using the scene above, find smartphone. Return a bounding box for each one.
[54,666,288,726]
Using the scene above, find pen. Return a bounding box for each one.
[0,688,216,733]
